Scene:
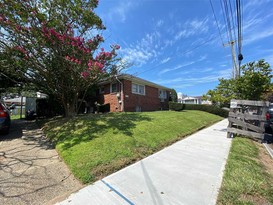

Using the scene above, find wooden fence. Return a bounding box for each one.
[227,99,270,140]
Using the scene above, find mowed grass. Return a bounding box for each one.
[217,137,273,204]
[10,114,22,120]
[42,110,222,183]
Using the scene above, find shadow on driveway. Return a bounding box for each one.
[0,119,82,205]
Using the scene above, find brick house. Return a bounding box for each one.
[97,74,171,112]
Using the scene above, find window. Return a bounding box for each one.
[111,83,118,93]
[99,86,104,94]
[159,90,167,99]
[132,83,145,95]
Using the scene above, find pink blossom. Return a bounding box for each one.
[94,62,104,70]
[81,71,90,78]
[14,46,27,54]
[101,48,104,52]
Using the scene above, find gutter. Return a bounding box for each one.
[115,75,124,112]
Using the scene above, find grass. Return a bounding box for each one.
[10,114,23,120]
[217,137,273,205]
[42,110,222,184]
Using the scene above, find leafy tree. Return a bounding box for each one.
[203,78,236,107]
[236,60,272,100]
[0,0,122,117]
[204,59,272,106]
[170,89,178,102]
[261,84,273,102]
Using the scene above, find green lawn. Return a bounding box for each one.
[217,137,273,204]
[11,114,23,120]
[42,110,222,183]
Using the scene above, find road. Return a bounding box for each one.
[0,119,82,205]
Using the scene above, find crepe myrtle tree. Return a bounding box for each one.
[0,0,122,117]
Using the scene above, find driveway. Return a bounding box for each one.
[0,119,82,205]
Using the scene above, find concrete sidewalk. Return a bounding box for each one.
[56,119,231,205]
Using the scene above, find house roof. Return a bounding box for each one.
[100,74,171,91]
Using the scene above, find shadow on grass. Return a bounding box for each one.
[45,113,152,150]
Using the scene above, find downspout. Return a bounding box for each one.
[115,75,124,112]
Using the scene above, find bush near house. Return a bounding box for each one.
[169,101,185,111]
[169,102,229,118]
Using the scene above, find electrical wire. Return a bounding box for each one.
[209,0,224,46]
[135,35,219,76]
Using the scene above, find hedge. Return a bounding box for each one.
[169,102,229,118]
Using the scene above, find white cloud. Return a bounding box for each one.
[106,1,138,23]
[159,55,207,75]
[174,17,209,41]
[121,31,162,66]
[161,57,171,64]
[121,47,153,66]
[244,28,273,45]
[159,61,195,75]
[156,20,164,27]
[156,68,232,87]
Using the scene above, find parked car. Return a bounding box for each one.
[0,101,11,134]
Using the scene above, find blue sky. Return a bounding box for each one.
[95,0,273,96]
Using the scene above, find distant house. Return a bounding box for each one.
[97,74,171,112]
[177,93,211,105]
[181,96,202,104]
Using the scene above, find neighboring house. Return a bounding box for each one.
[177,93,212,105]
[181,96,202,104]
[97,74,171,112]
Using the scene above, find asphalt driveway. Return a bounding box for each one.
[0,119,82,205]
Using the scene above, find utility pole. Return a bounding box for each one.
[224,40,239,79]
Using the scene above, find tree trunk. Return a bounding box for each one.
[63,98,77,118]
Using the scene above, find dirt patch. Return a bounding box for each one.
[256,142,273,177]
[240,194,271,205]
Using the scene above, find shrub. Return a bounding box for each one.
[169,102,229,118]
[169,101,185,111]
[184,104,229,118]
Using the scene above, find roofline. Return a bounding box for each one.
[100,74,171,90]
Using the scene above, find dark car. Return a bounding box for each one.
[0,101,11,134]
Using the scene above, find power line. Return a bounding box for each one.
[229,0,239,53]
[209,0,224,46]
[236,0,243,74]
[136,35,219,76]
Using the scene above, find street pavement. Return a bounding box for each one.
[56,119,231,205]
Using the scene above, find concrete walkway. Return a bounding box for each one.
[57,119,231,205]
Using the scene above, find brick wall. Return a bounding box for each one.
[97,79,170,112]
[123,80,169,112]
[98,83,122,112]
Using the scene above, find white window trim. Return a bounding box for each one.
[132,83,145,95]
[159,89,167,99]
[110,83,118,93]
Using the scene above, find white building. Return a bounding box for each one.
[177,93,211,105]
